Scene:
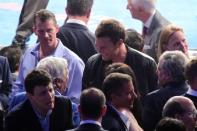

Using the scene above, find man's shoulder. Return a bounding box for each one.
[127,47,156,63]
[58,42,84,64]
[6,100,30,118]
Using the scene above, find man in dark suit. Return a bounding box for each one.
[142,51,189,131]
[5,69,74,131]
[57,0,97,63]
[102,73,142,131]
[67,88,107,131]
[184,58,197,108]
[126,0,171,61]
[0,56,12,110]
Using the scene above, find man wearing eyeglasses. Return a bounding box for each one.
[163,96,197,131]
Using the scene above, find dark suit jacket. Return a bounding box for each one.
[67,123,107,131]
[5,96,74,131]
[0,56,12,109]
[142,81,188,131]
[102,104,127,131]
[184,93,197,109]
[143,10,170,61]
[57,22,97,63]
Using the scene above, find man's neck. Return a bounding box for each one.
[112,43,127,63]
[67,15,89,25]
[39,41,58,59]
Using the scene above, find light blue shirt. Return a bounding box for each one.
[11,40,84,103]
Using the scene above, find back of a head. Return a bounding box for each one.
[158,50,188,83]
[0,45,22,73]
[102,72,132,101]
[155,117,186,131]
[80,88,106,120]
[125,29,144,51]
[162,96,192,118]
[95,19,125,44]
[25,69,52,94]
[185,58,197,84]
[36,56,68,80]
[105,62,138,94]
[66,0,93,16]
[132,0,156,13]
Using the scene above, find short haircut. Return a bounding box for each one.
[162,96,192,118]
[0,45,22,73]
[80,88,106,119]
[185,58,197,84]
[158,24,184,58]
[155,117,186,131]
[132,0,156,13]
[158,51,188,83]
[102,72,132,101]
[36,56,68,81]
[34,9,57,26]
[25,69,52,94]
[66,0,93,16]
[105,62,138,96]
[125,29,144,51]
[95,19,125,44]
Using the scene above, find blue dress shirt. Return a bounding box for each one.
[11,40,84,103]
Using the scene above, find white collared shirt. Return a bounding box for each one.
[143,10,156,28]
[187,87,197,97]
[80,120,101,126]
[67,19,87,27]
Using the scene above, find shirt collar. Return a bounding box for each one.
[187,87,197,96]
[109,104,130,130]
[144,10,156,28]
[80,120,101,126]
[67,19,87,27]
[30,39,65,58]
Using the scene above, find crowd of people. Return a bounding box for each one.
[0,0,196,131]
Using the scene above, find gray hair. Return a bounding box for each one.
[132,0,156,13]
[158,51,188,82]
[36,56,68,80]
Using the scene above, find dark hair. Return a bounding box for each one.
[34,9,57,25]
[102,72,132,101]
[80,87,106,119]
[66,0,93,16]
[25,69,52,94]
[0,45,22,72]
[155,117,186,131]
[185,58,197,83]
[95,19,125,44]
[105,62,139,97]
[125,29,144,51]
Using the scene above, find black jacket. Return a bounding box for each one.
[142,82,189,131]
[82,46,158,102]
[57,22,97,63]
[5,96,74,131]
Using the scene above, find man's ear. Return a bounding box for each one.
[101,105,107,116]
[26,92,33,100]
[86,9,91,18]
